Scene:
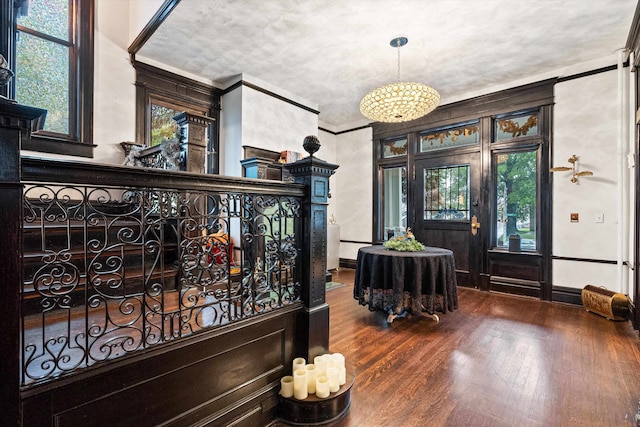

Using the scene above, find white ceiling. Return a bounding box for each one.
[137,0,637,130]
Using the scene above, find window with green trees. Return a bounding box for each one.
[10,0,94,155]
[495,150,537,250]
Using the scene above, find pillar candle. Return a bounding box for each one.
[315,375,330,398]
[293,369,308,400]
[339,366,346,386]
[280,376,294,398]
[305,364,317,394]
[314,355,327,377]
[322,353,333,368]
[326,367,340,392]
[292,357,306,374]
[331,353,345,370]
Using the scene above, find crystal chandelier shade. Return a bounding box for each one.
[360,37,440,123]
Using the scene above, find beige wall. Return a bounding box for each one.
[35,2,636,296]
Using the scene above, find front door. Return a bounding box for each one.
[413,152,482,288]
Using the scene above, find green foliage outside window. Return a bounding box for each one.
[496,151,537,249]
[151,104,180,146]
[15,0,70,135]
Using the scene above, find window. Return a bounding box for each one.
[495,150,537,250]
[420,122,479,152]
[423,165,470,220]
[134,62,220,174]
[382,138,407,158]
[9,0,94,157]
[382,166,407,239]
[494,112,538,141]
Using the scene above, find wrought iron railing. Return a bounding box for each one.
[20,157,304,386]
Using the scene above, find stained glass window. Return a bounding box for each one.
[495,113,538,141]
[382,138,408,158]
[420,123,479,152]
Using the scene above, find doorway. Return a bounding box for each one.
[413,152,481,288]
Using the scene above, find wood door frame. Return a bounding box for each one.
[372,80,554,296]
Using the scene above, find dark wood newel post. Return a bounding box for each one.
[285,136,339,361]
[0,101,47,426]
[173,111,215,173]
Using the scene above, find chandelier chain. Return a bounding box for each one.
[397,43,401,81]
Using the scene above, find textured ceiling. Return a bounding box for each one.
[138,0,637,129]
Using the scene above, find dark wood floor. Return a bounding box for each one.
[311,269,640,427]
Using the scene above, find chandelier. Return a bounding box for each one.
[360,36,440,123]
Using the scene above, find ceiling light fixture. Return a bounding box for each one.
[360,36,440,123]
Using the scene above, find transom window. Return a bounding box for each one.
[494,112,538,141]
[420,122,479,152]
[382,138,408,158]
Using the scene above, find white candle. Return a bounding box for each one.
[314,355,327,377]
[331,353,345,370]
[293,369,308,400]
[327,367,340,392]
[292,357,306,374]
[338,366,346,386]
[305,364,317,394]
[322,353,333,367]
[315,375,330,398]
[280,376,294,398]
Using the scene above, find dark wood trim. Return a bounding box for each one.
[22,137,96,158]
[552,255,618,265]
[372,79,556,140]
[551,285,583,305]
[556,62,629,84]
[0,0,15,99]
[15,24,72,46]
[229,81,320,116]
[319,125,372,136]
[339,240,373,245]
[133,61,221,169]
[339,258,357,269]
[127,0,181,61]
[490,277,540,298]
[77,0,94,150]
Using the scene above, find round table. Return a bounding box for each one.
[353,245,458,323]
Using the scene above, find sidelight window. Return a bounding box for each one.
[495,150,537,250]
[382,166,407,238]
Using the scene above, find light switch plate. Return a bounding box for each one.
[570,213,579,222]
[595,213,604,223]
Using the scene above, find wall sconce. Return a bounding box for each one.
[550,154,593,183]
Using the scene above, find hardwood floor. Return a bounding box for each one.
[315,269,640,427]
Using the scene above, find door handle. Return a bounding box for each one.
[471,215,480,235]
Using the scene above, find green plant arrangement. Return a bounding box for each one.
[383,228,425,252]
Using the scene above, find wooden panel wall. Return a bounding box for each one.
[21,305,301,427]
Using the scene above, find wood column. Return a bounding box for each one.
[0,101,47,426]
[173,111,215,173]
[285,142,338,361]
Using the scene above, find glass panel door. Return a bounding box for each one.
[414,152,481,288]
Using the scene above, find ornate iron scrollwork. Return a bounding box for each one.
[21,183,301,385]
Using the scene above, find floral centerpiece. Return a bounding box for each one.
[383,228,425,252]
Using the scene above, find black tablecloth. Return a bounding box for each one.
[353,245,458,315]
